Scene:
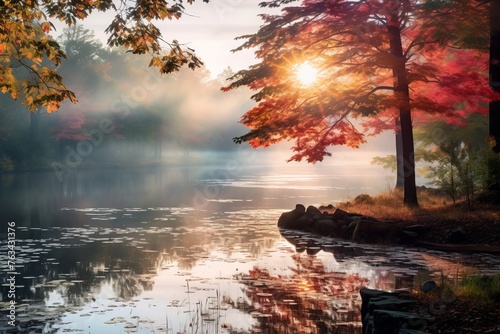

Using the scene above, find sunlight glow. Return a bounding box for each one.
[295,62,318,86]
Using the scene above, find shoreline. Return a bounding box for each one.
[277,193,500,253]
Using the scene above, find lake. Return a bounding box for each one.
[1,160,499,334]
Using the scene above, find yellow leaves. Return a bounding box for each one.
[149,56,163,68]
[46,101,60,114]
[1,86,8,94]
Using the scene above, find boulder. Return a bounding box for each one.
[373,310,434,334]
[277,204,306,229]
[403,225,430,236]
[368,296,416,314]
[352,219,401,243]
[420,280,436,293]
[360,289,432,334]
[294,213,317,231]
[348,219,359,230]
[398,230,419,245]
[340,224,351,239]
[313,219,345,237]
[331,208,349,221]
[306,205,322,216]
[398,329,434,334]
[447,227,468,243]
[360,288,404,319]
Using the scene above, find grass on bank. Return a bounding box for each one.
[459,274,500,303]
[414,272,500,306]
[333,188,500,224]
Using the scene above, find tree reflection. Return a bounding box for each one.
[229,252,367,334]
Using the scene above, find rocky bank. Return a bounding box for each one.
[277,204,500,253]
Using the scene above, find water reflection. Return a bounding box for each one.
[1,167,499,333]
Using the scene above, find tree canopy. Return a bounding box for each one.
[223,0,499,205]
[0,0,207,112]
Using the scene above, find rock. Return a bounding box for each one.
[447,227,468,243]
[306,246,321,255]
[361,289,433,334]
[420,280,436,293]
[348,219,359,230]
[306,205,322,215]
[340,224,351,239]
[373,310,434,334]
[403,225,430,236]
[398,329,434,334]
[360,288,401,320]
[398,230,419,245]
[318,204,335,212]
[313,219,345,237]
[331,208,349,221]
[277,204,306,229]
[352,219,401,243]
[294,213,317,231]
[277,204,409,246]
[368,296,417,314]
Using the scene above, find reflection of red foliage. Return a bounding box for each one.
[234,254,368,333]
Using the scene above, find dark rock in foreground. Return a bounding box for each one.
[360,288,434,334]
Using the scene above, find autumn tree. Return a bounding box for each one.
[0,0,207,113]
[224,0,498,206]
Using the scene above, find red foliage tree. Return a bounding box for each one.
[52,111,87,142]
[223,0,499,206]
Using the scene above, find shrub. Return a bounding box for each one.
[353,194,374,205]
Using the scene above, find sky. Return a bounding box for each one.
[59,0,280,78]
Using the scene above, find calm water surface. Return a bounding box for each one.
[1,164,499,334]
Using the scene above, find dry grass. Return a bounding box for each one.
[330,189,500,245]
[336,188,499,223]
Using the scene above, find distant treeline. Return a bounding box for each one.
[0,25,254,172]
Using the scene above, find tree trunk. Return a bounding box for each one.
[394,118,404,189]
[29,109,41,166]
[490,0,500,153]
[387,15,419,207]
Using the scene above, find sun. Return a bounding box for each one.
[295,62,318,86]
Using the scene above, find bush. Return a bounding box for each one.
[353,194,374,205]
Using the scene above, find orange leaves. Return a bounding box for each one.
[40,21,52,33]
[226,0,496,164]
